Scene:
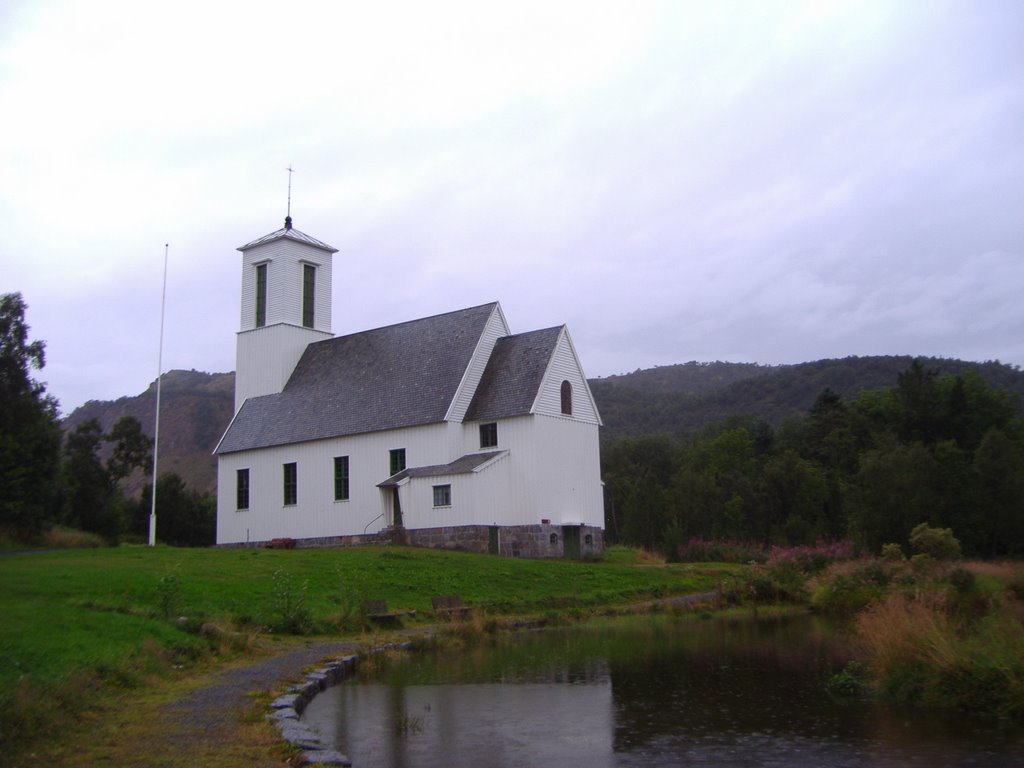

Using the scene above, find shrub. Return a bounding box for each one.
[812,572,884,615]
[267,569,313,634]
[880,543,905,562]
[42,526,106,549]
[948,567,975,595]
[909,523,961,561]
[676,538,854,569]
[155,573,182,621]
[767,540,854,574]
[765,561,809,601]
[811,560,892,614]
[826,661,870,698]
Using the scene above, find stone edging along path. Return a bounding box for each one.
[265,641,416,768]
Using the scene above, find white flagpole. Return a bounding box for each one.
[148,243,168,547]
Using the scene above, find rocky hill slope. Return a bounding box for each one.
[62,370,234,495]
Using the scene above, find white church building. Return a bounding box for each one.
[214,217,605,557]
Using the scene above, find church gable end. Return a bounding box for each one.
[533,328,602,424]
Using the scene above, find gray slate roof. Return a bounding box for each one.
[237,220,338,254]
[377,451,507,487]
[216,303,498,454]
[463,326,563,422]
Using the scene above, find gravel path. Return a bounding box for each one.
[159,628,436,763]
[162,639,360,751]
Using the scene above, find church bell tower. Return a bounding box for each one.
[233,215,338,412]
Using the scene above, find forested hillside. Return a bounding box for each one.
[601,360,1024,559]
[591,356,1024,441]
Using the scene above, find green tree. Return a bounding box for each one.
[60,419,115,537]
[940,372,1017,452]
[756,449,829,545]
[602,435,678,549]
[895,359,945,445]
[105,416,152,488]
[848,438,942,552]
[60,416,152,541]
[673,426,758,541]
[0,293,62,536]
[972,427,1024,557]
[135,473,215,547]
[908,522,961,561]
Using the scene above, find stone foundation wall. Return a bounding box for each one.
[404,525,492,554]
[221,524,604,559]
[407,523,604,559]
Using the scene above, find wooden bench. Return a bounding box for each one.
[431,595,471,620]
[362,599,416,625]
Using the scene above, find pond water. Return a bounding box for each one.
[301,614,1024,767]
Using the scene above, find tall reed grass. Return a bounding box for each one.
[853,579,1024,716]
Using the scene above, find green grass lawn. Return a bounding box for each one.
[0,544,739,701]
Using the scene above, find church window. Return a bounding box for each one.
[334,456,349,501]
[479,422,498,448]
[236,468,249,510]
[389,448,406,476]
[283,462,297,505]
[302,264,316,328]
[255,263,267,327]
[433,484,451,507]
[560,380,573,415]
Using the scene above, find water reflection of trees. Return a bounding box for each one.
[607,615,855,751]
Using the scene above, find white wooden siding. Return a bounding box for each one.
[445,303,510,422]
[398,452,513,530]
[462,414,604,526]
[234,324,331,411]
[528,415,604,526]
[235,236,335,412]
[239,239,332,333]
[218,422,456,544]
[216,411,604,543]
[532,328,602,425]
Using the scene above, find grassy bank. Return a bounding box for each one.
[0,543,739,757]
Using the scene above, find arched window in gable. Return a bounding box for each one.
[560,380,573,416]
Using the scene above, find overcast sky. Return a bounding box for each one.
[2,0,1023,416]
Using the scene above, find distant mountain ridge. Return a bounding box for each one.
[62,357,1024,493]
[590,356,1024,440]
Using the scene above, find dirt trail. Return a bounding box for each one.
[164,640,359,742]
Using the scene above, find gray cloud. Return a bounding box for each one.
[2,0,1022,414]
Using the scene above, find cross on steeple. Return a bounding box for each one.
[285,165,294,230]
